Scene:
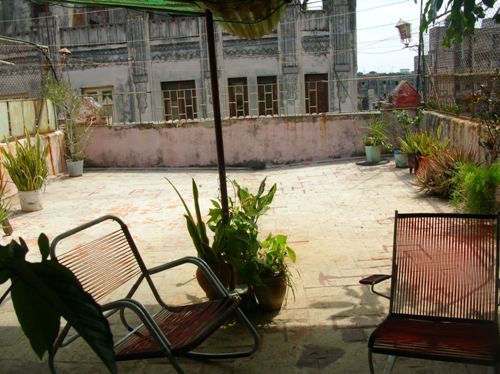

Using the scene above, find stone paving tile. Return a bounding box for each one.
[0,160,492,373]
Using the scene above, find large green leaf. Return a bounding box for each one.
[38,233,50,262]
[11,278,60,359]
[4,238,116,373]
[32,261,117,373]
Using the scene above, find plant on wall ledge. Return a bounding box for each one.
[42,74,98,176]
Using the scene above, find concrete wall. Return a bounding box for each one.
[85,113,373,168]
[422,110,482,159]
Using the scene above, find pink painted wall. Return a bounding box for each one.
[84,114,373,167]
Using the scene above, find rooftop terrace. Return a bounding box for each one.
[0,160,492,373]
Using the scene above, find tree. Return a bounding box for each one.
[421,0,498,46]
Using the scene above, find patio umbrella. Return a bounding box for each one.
[43,0,292,218]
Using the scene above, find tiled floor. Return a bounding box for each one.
[0,160,493,373]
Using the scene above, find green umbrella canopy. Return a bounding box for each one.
[45,0,291,39]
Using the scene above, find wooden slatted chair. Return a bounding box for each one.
[360,212,499,373]
[48,215,260,373]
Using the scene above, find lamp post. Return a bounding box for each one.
[396,0,425,102]
[395,18,423,100]
[58,47,71,81]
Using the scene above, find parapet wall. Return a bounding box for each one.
[85,113,374,168]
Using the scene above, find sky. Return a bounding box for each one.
[306,0,424,73]
[356,0,420,73]
[356,0,424,73]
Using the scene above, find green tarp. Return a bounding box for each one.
[45,0,291,39]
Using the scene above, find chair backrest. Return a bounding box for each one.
[390,212,499,322]
[50,215,145,301]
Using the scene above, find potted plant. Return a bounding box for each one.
[363,118,387,163]
[2,132,48,212]
[393,109,423,168]
[168,177,298,307]
[399,131,421,173]
[166,178,229,299]
[42,75,95,177]
[254,233,296,311]
[399,126,448,174]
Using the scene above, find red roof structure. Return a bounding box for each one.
[390,80,421,108]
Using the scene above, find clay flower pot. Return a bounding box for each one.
[196,262,231,299]
[254,273,288,311]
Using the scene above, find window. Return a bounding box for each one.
[72,7,109,27]
[32,4,49,18]
[228,78,249,117]
[81,86,114,124]
[161,80,197,121]
[305,74,328,114]
[257,76,278,116]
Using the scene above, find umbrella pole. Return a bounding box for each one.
[205,10,229,220]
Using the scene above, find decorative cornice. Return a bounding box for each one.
[302,35,329,53]
[151,42,200,61]
[66,47,128,70]
[223,39,278,58]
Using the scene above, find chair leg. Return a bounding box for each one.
[368,348,375,374]
[167,355,184,374]
[383,355,396,374]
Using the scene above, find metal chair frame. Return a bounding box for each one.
[360,212,499,374]
[48,215,260,373]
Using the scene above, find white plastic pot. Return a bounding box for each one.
[18,189,43,212]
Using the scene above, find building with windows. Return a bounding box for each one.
[357,71,417,110]
[0,0,358,124]
[426,18,499,108]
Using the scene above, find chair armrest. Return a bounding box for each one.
[359,274,391,285]
[147,256,230,299]
[359,274,391,300]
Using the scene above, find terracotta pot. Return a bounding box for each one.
[254,273,288,311]
[407,154,419,174]
[196,262,231,299]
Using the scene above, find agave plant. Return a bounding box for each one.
[415,147,478,198]
[2,132,49,192]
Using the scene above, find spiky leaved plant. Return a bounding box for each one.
[2,132,48,192]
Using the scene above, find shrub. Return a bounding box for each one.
[451,162,500,214]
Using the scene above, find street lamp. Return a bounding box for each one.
[395,19,412,48]
[58,47,71,65]
[395,18,424,100]
[58,47,71,81]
